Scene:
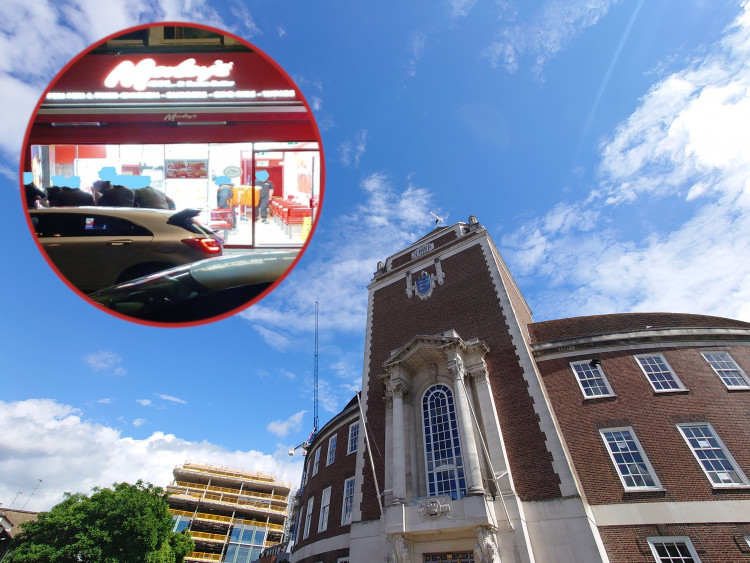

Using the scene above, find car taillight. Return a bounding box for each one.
[182,237,222,254]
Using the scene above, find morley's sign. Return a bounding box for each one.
[44,53,297,104]
[104,58,235,91]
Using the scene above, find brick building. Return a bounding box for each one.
[290,216,750,562]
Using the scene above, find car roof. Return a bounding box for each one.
[189,251,298,290]
[30,206,175,218]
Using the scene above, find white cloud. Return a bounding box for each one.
[503,3,750,322]
[229,2,261,36]
[449,0,477,19]
[0,399,304,512]
[267,410,307,437]
[483,0,618,76]
[133,418,146,427]
[338,130,368,167]
[136,399,153,407]
[155,393,187,405]
[97,398,112,405]
[84,351,126,375]
[406,31,427,78]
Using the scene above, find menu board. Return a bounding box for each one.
[165,159,208,179]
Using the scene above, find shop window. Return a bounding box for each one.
[570,360,615,398]
[677,423,749,487]
[600,427,661,491]
[327,435,337,466]
[317,487,331,532]
[341,477,355,525]
[422,384,466,499]
[701,351,750,389]
[348,422,359,454]
[635,354,686,392]
[646,537,701,562]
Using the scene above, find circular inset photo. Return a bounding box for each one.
[21,23,324,326]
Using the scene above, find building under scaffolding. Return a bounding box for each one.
[166,462,291,563]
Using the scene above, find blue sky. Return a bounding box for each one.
[2,0,749,511]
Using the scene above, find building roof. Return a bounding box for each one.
[529,312,750,345]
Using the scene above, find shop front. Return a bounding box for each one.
[24,43,322,248]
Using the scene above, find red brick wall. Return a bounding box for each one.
[361,239,561,522]
[599,523,750,562]
[292,414,358,556]
[538,345,750,504]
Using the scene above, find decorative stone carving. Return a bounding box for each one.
[446,353,465,381]
[474,526,500,563]
[428,363,438,382]
[416,496,451,520]
[392,533,412,563]
[405,266,444,300]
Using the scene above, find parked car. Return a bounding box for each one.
[88,250,298,323]
[29,207,222,293]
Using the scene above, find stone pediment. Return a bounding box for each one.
[383,331,489,375]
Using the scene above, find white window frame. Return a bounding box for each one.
[303,496,314,539]
[677,422,749,488]
[422,384,467,498]
[600,427,662,491]
[701,351,750,390]
[635,354,687,393]
[317,486,331,532]
[570,360,615,398]
[347,421,359,454]
[341,476,355,525]
[312,447,321,476]
[647,536,701,562]
[327,435,337,466]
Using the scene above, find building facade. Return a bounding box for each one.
[166,462,291,563]
[290,217,750,562]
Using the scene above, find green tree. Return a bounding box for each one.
[6,481,194,563]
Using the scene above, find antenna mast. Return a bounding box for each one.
[313,301,319,437]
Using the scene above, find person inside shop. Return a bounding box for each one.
[216,176,236,231]
[24,172,47,209]
[94,167,134,207]
[51,175,95,206]
[255,169,274,224]
[134,185,176,210]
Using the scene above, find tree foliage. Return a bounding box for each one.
[6,481,194,563]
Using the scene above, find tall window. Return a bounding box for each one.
[327,435,337,466]
[348,422,359,454]
[635,354,686,392]
[570,360,614,398]
[341,477,355,525]
[318,487,331,532]
[422,384,466,499]
[303,497,314,539]
[677,423,748,487]
[600,427,661,490]
[702,351,750,389]
[647,537,701,562]
[312,447,321,476]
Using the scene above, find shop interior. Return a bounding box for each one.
[28,141,320,248]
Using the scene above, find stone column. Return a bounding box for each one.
[390,378,410,505]
[447,351,485,496]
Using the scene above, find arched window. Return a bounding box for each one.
[422,384,466,499]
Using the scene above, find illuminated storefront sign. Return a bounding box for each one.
[44,53,298,104]
[104,58,235,90]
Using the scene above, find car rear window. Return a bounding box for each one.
[32,213,153,237]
